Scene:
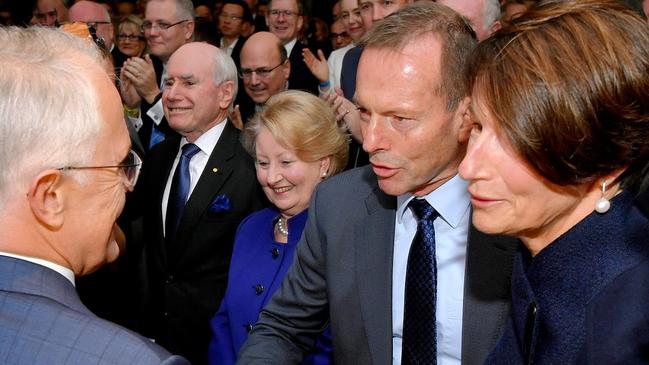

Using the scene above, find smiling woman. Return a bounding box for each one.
[458,0,649,362]
[207,90,348,365]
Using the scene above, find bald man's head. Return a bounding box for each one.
[240,32,290,104]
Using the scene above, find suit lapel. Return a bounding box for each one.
[461,222,517,364]
[171,122,239,253]
[354,184,396,364]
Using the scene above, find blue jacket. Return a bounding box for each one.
[208,207,332,365]
[486,191,649,364]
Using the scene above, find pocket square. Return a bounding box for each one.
[209,194,232,213]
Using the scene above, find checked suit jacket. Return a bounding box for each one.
[0,255,188,365]
[132,121,266,365]
[239,165,517,365]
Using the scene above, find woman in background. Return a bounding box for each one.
[459,0,649,363]
[208,90,349,365]
[114,15,146,70]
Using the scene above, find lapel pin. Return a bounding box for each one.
[212,167,219,173]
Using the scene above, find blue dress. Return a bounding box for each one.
[485,191,649,364]
[207,207,332,365]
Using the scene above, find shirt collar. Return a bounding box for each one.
[179,118,228,156]
[0,251,76,286]
[284,38,297,58]
[396,174,470,228]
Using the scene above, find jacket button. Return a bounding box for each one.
[255,284,264,295]
[272,248,280,258]
[246,323,253,332]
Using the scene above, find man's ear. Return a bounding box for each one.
[489,20,502,37]
[283,60,291,80]
[185,21,195,41]
[27,169,65,230]
[218,80,236,109]
[456,96,472,144]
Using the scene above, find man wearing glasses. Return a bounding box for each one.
[120,0,195,152]
[238,32,290,123]
[0,26,189,365]
[266,0,318,94]
[69,0,114,51]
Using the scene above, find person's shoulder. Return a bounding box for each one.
[238,207,276,230]
[315,165,377,203]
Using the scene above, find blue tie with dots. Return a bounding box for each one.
[166,143,201,240]
[402,198,439,365]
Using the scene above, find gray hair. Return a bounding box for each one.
[0,26,104,205]
[211,46,239,111]
[483,0,502,29]
[174,0,196,19]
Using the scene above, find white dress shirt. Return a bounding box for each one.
[161,119,227,236]
[283,38,297,60]
[220,37,239,57]
[0,251,76,286]
[392,174,470,365]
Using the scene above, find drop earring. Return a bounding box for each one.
[595,181,611,214]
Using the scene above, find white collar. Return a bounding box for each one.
[0,251,75,286]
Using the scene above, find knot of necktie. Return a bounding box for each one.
[408,198,438,222]
[181,143,201,159]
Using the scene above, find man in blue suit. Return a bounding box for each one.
[0,26,188,365]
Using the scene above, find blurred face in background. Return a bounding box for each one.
[117,21,146,57]
[143,0,194,62]
[340,0,363,41]
[330,21,351,49]
[218,3,245,38]
[267,0,303,44]
[358,0,411,31]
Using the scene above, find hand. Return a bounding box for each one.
[229,105,243,131]
[302,48,329,83]
[324,88,363,142]
[119,66,142,109]
[121,55,160,104]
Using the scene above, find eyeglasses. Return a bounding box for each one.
[239,59,287,80]
[117,34,144,41]
[330,32,350,40]
[85,20,111,29]
[58,150,143,191]
[268,9,298,18]
[141,19,190,32]
[219,13,243,21]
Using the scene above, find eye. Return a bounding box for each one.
[256,160,269,168]
[281,160,293,166]
[357,107,370,122]
[163,79,174,87]
[383,0,395,6]
[158,22,171,29]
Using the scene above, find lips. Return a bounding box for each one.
[370,163,398,179]
[167,106,191,113]
[271,186,293,194]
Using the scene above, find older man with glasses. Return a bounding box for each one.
[120,0,195,153]
[69,1,114,51]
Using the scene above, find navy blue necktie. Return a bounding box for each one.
[166,143,201,240]
[402,198,439,365]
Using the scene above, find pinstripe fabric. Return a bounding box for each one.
[0,256,190,365]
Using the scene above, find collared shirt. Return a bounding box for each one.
[392,174,471,365]
[283,38,297,60]
[220,37,239,57]
[161,119,227,236]
[0,251,76,286]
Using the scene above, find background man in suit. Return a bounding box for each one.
[238,3,516,364]
[69,1,115,51]
[121,0,195,152]
[238,31,290,123]
[0,26,187,365]
[134,42,265,365]
[267,0,318,94]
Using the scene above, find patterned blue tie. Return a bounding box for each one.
[402,198,439,365]
[165,143,201,240]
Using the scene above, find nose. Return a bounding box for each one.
[250,71,261,85]
[163,82,179,101]
[372,6,385,21]
[361,114,387,154]
[267,163,283,185]
[458,134,481,181]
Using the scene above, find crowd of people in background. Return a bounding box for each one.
[1,0,649,364]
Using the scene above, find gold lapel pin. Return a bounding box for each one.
[212,167,219,173]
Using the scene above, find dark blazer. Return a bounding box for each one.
[288,41,319,95]
[136,121,266,365]
[485,191,649,364]
[340,45,361,100]
[0,256,189,365]
[238,166,517,364]
[137,55,179,153]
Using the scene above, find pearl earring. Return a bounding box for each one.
[595,181,611,214]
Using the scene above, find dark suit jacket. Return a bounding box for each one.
[340,45,361,100]
[238,166,516,364]
[288,41,319,95]
[0,256,189,365]
[136,121,266,365]
[137,55,179,153]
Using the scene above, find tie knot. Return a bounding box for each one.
[408,198,437,221]
[181,143,201,159]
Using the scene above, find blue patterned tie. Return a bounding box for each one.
[165,143,201,240]
[402,198,439,365]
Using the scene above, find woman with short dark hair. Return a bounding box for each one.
[459,0,649,362]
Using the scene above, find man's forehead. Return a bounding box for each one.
[223,3,244,14]
[271,0,298,10]
[146,0,176,18]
